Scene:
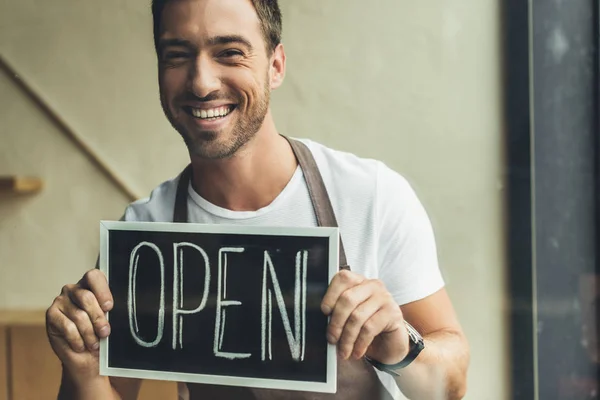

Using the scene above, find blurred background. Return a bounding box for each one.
[0,0,597,399]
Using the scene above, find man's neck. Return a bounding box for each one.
[189,121,298,212]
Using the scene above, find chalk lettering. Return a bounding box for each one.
[172,242,211,350]
[127,241,165,348]
[214,247,251,360]
[261,250,307,361]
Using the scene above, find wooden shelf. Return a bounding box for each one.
[0,176,43,194]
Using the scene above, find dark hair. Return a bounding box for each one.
[151,0,282,54]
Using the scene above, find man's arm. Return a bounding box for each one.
[57,371,116,400]
[109,377,143,400]
[57,371,141,400]
[47,269,143,400]
[395,289,469,400]
[354,162,470,398]
[321,272,469,400]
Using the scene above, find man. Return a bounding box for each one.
[45,0,470,398]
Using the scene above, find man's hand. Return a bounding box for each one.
[45,269,114,381]
[320,270,409,364]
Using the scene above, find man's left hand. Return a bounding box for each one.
[320,269,409,364]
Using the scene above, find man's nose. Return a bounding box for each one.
[189,55,221,98]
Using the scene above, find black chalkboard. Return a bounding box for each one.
[99,221,338,393]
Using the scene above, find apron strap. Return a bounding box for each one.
[172,136,350,270]
[173,164,193,224]
[283,137,350,270]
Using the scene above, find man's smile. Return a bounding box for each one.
[183,105,236,120]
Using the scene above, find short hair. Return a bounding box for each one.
[151,0,282,54]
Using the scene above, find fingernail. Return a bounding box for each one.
[102,301,113,310]
[327,334,336,344]
[92,342,99,350]
[322,306,331,315]
[99,326,110,337]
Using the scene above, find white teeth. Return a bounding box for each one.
[190,106,231,120]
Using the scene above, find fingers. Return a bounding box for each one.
[60,297,103,351]
[323,274,403,361]
[45,270,112,359]
[352,303,400,359]
[79,269,113,312]
[321,270,365,315]
[45,270,114,378]
[326,280,380,344]
[337,296,385,359]
[66,285,111,340]
[46,305,86,354]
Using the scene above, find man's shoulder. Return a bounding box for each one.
[297,137,416,214]
[123,172,182,222]
[297,137,382,183]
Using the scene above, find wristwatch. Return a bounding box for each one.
[366,321,425,376]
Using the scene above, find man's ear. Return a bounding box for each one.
[269,43,286,90]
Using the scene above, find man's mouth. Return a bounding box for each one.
[184,105,236,121]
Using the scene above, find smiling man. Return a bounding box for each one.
[45,0,470,399]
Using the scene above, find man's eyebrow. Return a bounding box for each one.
[158,38,195,51]
[206,35,253,51]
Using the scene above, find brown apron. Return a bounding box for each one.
[172,137,394,400]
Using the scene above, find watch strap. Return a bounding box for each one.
[366,321,425,376]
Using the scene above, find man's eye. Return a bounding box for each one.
[220,49,244,58]
[163,51,190,61]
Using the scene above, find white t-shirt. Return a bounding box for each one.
[122,138,444,399]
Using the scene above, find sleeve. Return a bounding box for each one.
[376,162,445,305]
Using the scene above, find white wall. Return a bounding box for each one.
[0,1,507,398]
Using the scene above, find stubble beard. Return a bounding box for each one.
[176,80,271,160]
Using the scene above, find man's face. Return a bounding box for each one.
[157,0,273,159]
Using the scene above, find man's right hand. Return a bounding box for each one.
[45,269,113,381]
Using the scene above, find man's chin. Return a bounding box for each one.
[185,128,221,142]
[185,137,240,160]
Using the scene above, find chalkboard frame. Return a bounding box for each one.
[98,220,339,393]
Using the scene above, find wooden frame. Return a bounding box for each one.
[99,221,339,394]
[503,1,600,398]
